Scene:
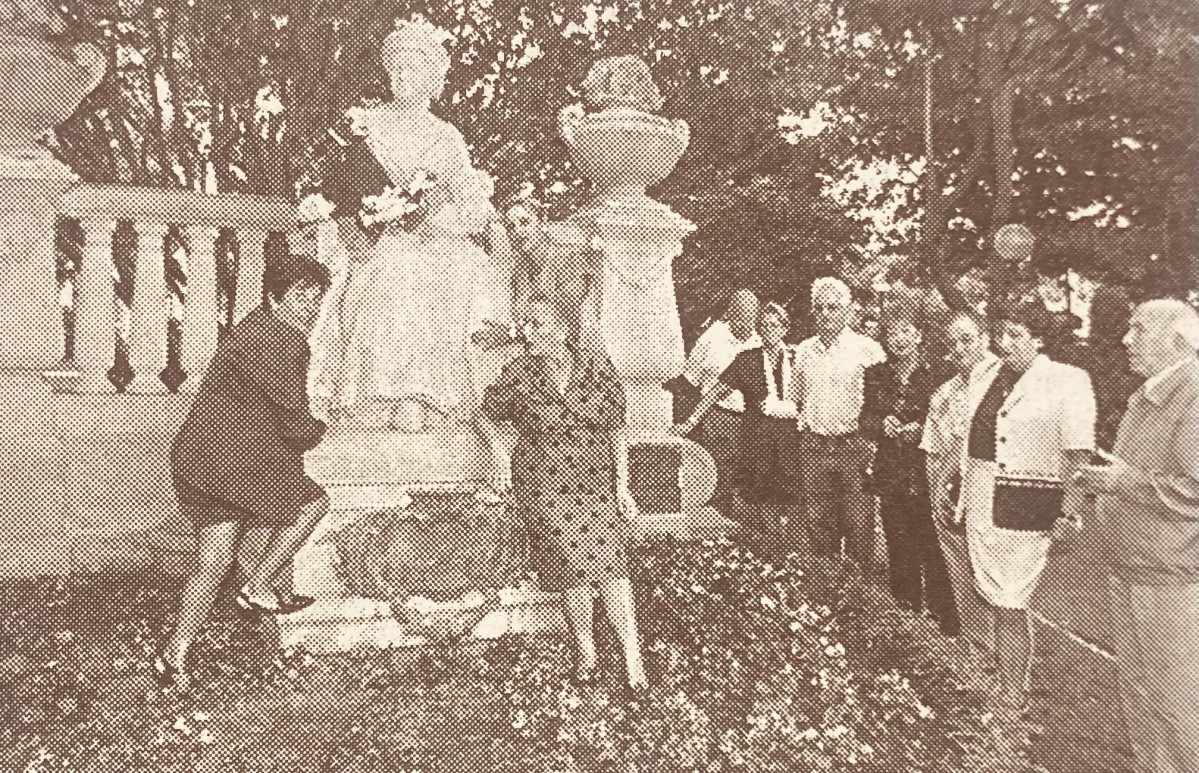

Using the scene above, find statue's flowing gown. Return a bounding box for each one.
[309,104,503,426]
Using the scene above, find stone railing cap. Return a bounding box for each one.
[57,183,297,231]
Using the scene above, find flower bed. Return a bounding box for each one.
[1,537,1033,773]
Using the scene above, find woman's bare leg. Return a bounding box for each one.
[563,587,598,672]
[994,606,1032,706]
[599,578,647,687]
[242,496,330,603]
[165,521,240,668]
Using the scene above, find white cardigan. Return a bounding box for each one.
[963,354,1096,480]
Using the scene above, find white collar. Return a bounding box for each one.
[969,352,1001,382]
[812,327,850,352]
[763,346,793,401]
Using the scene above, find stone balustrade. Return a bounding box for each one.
[45,183,296,395]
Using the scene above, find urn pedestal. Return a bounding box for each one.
[0,26,105,371]
[559,103,694,439]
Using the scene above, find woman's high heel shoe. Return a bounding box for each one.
[235,586,283,616]
[274,592,316,615]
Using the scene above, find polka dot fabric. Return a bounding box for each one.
[481,334,630,592]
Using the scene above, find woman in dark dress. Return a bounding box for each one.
[861,315,960,635]
[673,303,803,551]
[475,293,647,690]
[158,255,333,689]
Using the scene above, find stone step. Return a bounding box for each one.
[275,589,566,654]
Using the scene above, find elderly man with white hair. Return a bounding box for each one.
[794,277,887,568]
[1077,298,1199,773]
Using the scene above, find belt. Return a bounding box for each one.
[801,430,860,448]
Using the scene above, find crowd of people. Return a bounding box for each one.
[673,277,1198,773]
[151,241,1196,773]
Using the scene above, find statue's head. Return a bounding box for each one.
[381,18,453,107]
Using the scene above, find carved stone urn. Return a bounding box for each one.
[559,56,695,437]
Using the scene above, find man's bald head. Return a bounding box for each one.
[1124,298,1199,378]
[726,289,759,340]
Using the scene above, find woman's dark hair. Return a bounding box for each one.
[264,254,333,304]
[759,301,790,327]
[992,299,1058,342]
[880,297,924,337]
[1089,284,1133,343]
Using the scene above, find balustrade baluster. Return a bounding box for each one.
[234,229,267,324]
[127,222,171,394]
[71,218,117,393]
[179,226,221,393]
[53,216,83,368]
[108,220,137,391]
[214,228,240,333]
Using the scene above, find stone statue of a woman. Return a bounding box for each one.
[309,18,510,432]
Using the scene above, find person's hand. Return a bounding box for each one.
[898,422,922,445]
[883,415,902,439]
[1049,516,1080,543]
[1074,452,1131,495]
[616,486,638,520]
[761,397,798,420]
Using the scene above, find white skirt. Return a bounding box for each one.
[959,457,1051,610]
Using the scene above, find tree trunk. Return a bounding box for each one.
[990,75,1015,239]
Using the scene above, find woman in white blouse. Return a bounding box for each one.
[956,302,1095,707]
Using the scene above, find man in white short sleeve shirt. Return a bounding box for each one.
[794,277,887,568]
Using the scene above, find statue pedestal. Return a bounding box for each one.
[0,30,105,371]
[272,430,725,654]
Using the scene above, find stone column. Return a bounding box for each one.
[127,222,170,394]
[586,201,692,436]
[72,218,116,393]
[234,228,266,324]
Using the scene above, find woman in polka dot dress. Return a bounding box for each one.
[476,293,647,691]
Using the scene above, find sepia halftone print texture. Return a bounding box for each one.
[1,1,1195,771]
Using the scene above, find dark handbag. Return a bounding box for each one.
[992,474,1063,532]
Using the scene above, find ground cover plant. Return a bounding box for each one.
[3,529,1065,773]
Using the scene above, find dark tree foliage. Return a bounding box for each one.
[48,0,1198,337]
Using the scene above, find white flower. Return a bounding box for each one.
[298,193,336,223]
